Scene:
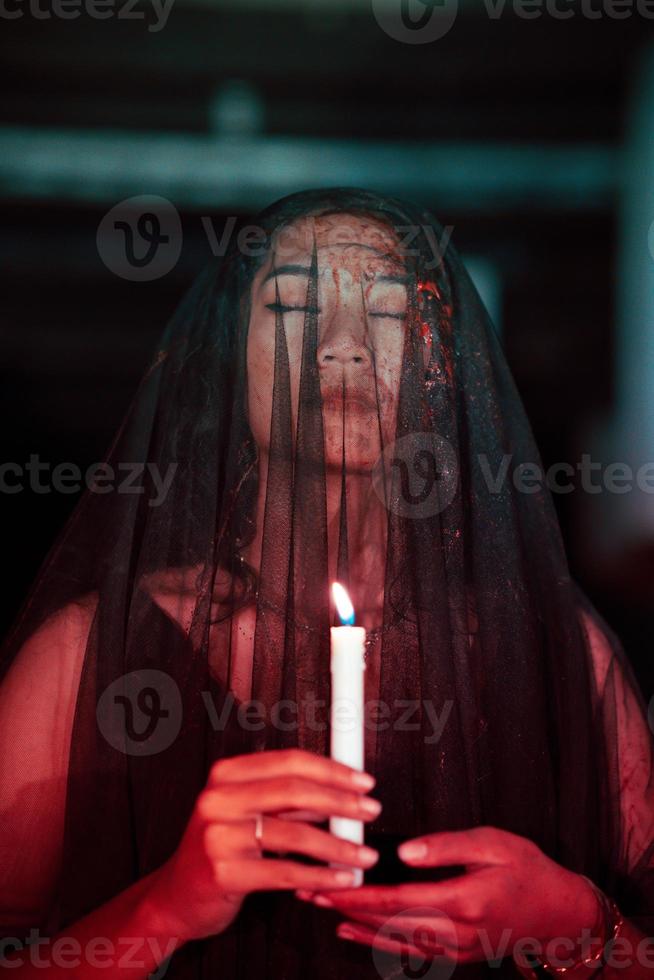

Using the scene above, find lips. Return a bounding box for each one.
[321,387,379,415]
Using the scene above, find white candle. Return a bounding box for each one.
[329,582,366,887]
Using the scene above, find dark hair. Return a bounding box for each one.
[213,188,455,619]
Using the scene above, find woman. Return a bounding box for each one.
[0,188,652,979]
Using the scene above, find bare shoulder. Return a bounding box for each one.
[1,592,99,696]
[577,607,614,697]
[577,607,654,860]
[0,594,99,831]
[577,605,652,762]
[0,594,100,923]
[27,592,98,649]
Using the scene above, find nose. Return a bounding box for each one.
[317,314,371,370]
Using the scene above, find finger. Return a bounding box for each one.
[340,910,463,951]
[214,858,363,894]
[397,826,504,867]
[337,921,407,955]
[308,883,465,915]
[264,817,379,867]
[208,749,375,793]
[205,817,379,869]
[204,820,262,860]
[336,921,452,962]
[336,910,452,937]
[198,777,381,824]
[296,895,438,920]
[276,809,325,822]
[334,911,475,960]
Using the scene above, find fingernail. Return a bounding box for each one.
[338,927,355,941]
[358,846,379,866]
[351,771,376,790]
[334,870,357,885]
[295,890,314,901]
[398,841,428,861]
[314,894,334,907]
[359,797,382,816]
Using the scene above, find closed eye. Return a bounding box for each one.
[265,302,321,315]
[367,311,407,320]
[266,303,406,320]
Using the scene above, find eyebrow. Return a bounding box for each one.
[373,273,409,285]
[261,264,311,285]
[261,266,409,287]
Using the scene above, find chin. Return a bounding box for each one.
[323,416,382,474]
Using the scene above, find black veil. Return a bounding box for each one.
[1,188,653,979]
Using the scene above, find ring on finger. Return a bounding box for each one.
[254,813,264,853]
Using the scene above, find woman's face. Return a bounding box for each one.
[247,213,418,473]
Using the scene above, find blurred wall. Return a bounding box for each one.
[1,0,652,695]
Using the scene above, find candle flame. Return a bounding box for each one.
[332,582,355,626]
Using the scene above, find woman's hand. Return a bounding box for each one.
[297,826,601,967]
[144,748,381,944]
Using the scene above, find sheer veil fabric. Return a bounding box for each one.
[0,188,652,978]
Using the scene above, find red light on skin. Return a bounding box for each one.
[416,280,441,348]
[416,280,442,301]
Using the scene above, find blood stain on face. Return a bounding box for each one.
[247,213,424,474]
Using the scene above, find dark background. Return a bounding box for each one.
[1,1,653,699]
